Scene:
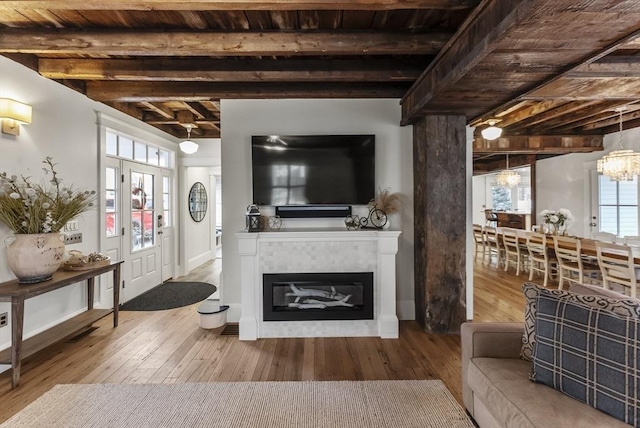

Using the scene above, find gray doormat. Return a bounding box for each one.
[120,282,217,311]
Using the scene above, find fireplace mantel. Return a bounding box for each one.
[236,229,401,340]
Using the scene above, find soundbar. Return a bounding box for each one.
[275,205,352,219]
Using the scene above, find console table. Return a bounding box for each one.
[0,261,122,388]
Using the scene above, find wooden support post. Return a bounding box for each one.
[413,115,467,334]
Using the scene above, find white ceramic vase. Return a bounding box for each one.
[5,233,65,284]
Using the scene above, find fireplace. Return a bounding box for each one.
[263,272,374,321]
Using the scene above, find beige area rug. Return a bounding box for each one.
[1,380,474,428]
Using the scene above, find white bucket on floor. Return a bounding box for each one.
[197,300,229,329]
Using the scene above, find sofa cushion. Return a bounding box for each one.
[521,282,640,361]
[531,292,640,426]
[569,283,631,299]
[467,357,632,428]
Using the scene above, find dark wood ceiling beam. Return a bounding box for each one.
[0,30,450,56]
[37,58,425,82]
[567,57,640,78]
[85,81,410,101]
[582,108,640,131]
[548,101,640,132]
[144,119,221,126]
[201,100,220,112]
[601,116,640,135]
[477,100,567,128]
[185,102,218,120]
[473,154,535,175]
[0,0,480,11]
[139,102,174,119]
[158,124,220,138]
[400,0,535,125]
[104,102,144,121]
[504,101,599,132]
[473,135,603,155]
[472,28,640,124]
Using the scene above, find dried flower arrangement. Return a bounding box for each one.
[0,157,97,234]
[370,187,404,214]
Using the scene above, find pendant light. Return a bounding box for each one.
[597,107,640,181]
[481,120,503,140]
[495,154,521,188]
[179,124,199,154]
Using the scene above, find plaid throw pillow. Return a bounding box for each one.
[531,293,640,426]
[521,282,640,361]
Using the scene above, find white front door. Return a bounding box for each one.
[122,161,162,301]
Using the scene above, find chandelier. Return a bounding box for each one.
[597,107,640,181]
[495,154,521,188]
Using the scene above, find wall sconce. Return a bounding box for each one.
[0,98,32,136]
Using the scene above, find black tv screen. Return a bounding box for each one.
[252,135,375,206]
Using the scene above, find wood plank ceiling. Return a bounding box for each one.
[1,0,640,173]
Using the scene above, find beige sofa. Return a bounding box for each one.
[461,322,631,427]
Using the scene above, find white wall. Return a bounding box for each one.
[536,128,640,238]
[184,167,216,271]
[0,57,179,362]
[220,99,414,320]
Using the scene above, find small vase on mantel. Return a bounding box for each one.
[4,233,65,284]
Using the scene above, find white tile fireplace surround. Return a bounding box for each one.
[236,229,401,340]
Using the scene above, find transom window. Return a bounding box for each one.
[106,130,172,168]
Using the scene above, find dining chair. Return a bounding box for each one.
[472,224,485,261]
[595,241,640,299]
[593,231,617,243]
[502,228,525,276]
[526,232,556,287]
[553,236,601,290]
[483,226,504,268]
[624,235,640,247]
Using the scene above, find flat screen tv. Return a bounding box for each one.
[252,135,375,206]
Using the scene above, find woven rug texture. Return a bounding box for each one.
[1,380,473,428]
[119,281,217,311]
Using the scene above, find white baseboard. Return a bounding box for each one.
[188,252,213,272]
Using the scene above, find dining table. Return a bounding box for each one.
[495,228,640,265]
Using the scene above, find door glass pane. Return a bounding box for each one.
[599,206,617,235]
[131,171,155,251]
[620,206,639,237]
[163,176,171,228]
[619,178,638,205]
[105,167,118,237]
[599,176,617,205]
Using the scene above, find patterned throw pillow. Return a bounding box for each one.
[531,293,640,426]
[521,282,640,361]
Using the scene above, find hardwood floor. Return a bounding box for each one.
[0,255,537,423]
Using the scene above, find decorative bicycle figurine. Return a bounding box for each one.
[359,206,388,229]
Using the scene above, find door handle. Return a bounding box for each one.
[589,222,597,227]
